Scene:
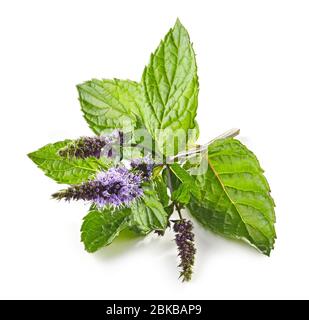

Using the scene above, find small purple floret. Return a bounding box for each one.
[130,155,155,180]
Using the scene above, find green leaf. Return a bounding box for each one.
[172,184,191,205]
[77,79,144,134]
[187,138,276,255]
[169,163,201,200]
[142,19,199,154]
[81,207,131,252]
[129,186,168,235]
[28,141,106,184]
[153,176,170,207]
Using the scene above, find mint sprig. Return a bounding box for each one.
[28,19,276,282]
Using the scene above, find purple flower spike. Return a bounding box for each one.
[52,166,143,208]
[58,131,123,159]
[173,219,196,282]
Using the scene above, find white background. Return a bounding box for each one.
[0,0,308,300]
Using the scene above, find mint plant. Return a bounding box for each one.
[28,19,276,281]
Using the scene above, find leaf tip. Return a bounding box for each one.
[260,243,275,256]
[76,82,84,94]
[264,250,271,257]
[175,17,183,28]
[27,151,38,164]
[173,18,189,35]
[76,81,91,95]
[83,243,97,254]
[27,152,34,160]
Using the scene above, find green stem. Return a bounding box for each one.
[166,165,183,220]
[175,203,183,220]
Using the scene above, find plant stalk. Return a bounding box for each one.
[166,165,183,220]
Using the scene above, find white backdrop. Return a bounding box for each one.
[0,0,308,299]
